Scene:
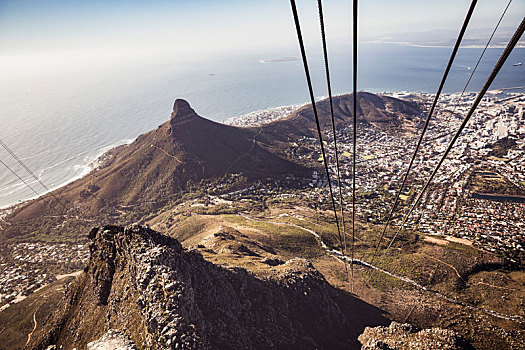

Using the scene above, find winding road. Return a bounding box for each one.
[151,144,183,163]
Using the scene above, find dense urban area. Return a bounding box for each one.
[226,90,525,259]
[0,242,88,309]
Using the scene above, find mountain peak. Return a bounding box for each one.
[170,99,199,126]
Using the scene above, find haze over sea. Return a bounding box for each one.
[1,43,524,208]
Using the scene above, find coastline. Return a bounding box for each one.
[1,102,309,212]
[362,40,525,49]
[223,103,303,127]
[0,137,136,212]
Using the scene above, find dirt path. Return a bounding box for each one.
[472,281,518,291]
[25,306,39,346]
[239,213,328,249]
[151,144,183,163]
[422,253,463,280]
[424,236,449,245]
[56,270,83,280]
[420,254,518,291]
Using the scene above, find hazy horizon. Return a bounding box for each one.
[1,0,524,75]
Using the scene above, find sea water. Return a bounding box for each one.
[0,43,524,208]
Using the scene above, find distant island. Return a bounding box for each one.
[364,27,525,48]
[258,56,299,63]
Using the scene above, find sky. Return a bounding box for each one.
[0,0,524,206]
[0,0,523,72]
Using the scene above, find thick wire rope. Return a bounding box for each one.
[363,0,478,271]
[365,0,511,265]
[373,17,525,274]
[0,158,41,200]
[0,158,62,217]
[351,0,358,287]
[289,0,349,283]
[444,0,513,123]
[0,138,69,212]
[423,0,513,237]
[317,0,351,288]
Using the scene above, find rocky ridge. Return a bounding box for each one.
[358,322,472,350]
[168,99,200,128]
[28,224,388,349]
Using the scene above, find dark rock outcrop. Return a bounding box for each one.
[358,322,473,350]
[169,99,201,129]
[29,225,388,349]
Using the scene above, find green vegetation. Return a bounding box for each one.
[273,226,324,259]
[367,268,414,291]
[488,136,517,158]
[169,217,207,242]
[469,169,525,196]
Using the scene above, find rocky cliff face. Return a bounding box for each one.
[28,224,388,349]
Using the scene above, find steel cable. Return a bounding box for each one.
[289,0,348,281]
[363,0,478,272]
[317,0,352,288]
[373,17,525,275]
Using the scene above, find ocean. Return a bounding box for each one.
[1,43,524,208]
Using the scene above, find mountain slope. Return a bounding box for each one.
[2,93,421,241]
[28,224,388,349]
[258,92,422,144]
[5,99,311,226]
